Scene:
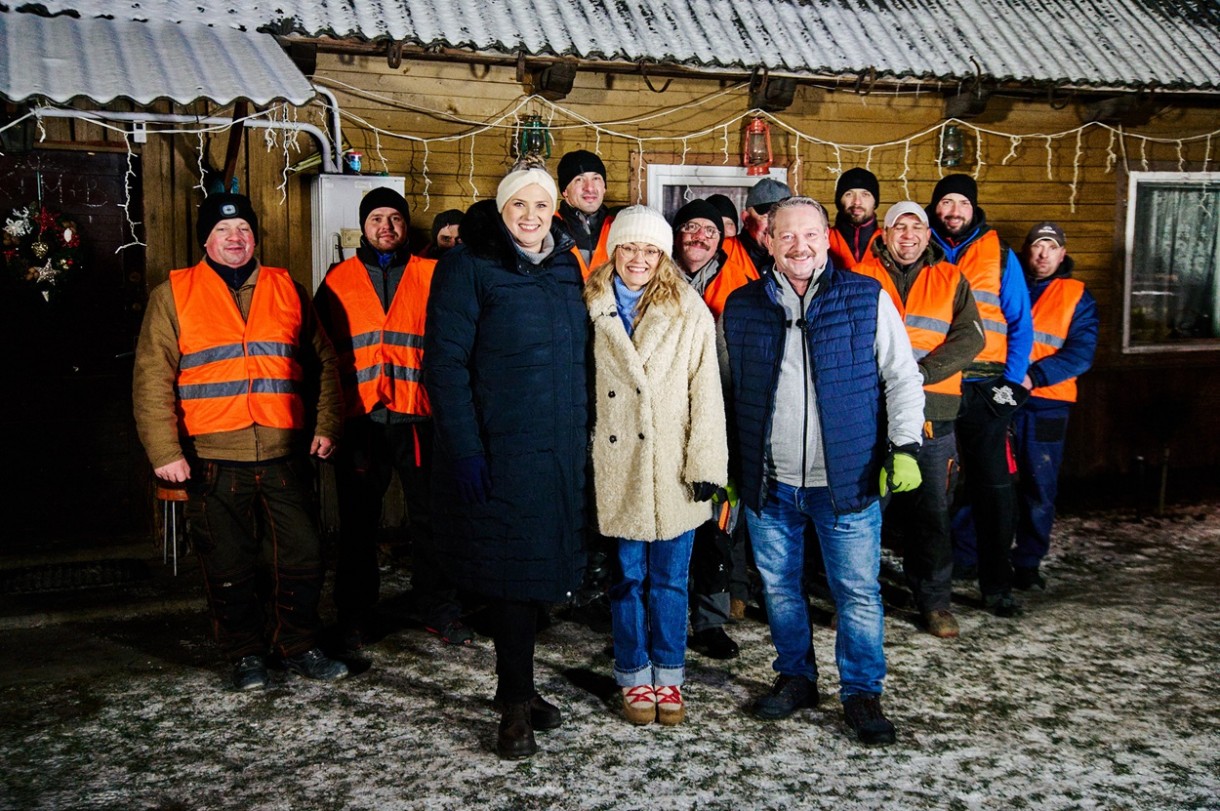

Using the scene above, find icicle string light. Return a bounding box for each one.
[1070,128,1084,213]
[899,139,912,201]
[1002,136,1021,166]
[18,87,1220,240]
[119,134,146,250]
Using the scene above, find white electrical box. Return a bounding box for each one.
[308,175,406,292]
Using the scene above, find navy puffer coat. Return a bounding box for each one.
[424,199,589,603]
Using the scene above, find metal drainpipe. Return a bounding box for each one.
[32,107,341,174]
[312,86,344,167]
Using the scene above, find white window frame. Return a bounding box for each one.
[646,164,789,221]
[1122,171,1220,354]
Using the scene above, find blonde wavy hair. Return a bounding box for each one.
[584,247,687,331]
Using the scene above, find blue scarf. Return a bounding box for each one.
[612,275,645,337]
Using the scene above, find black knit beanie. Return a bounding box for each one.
[929,174,978,210]
[557,149,607,191]
[835,168,881,209]
[359,187,410,230]
[196,193,259,248]
[705,194,740,228]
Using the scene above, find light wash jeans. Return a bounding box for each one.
[610,529,696,688]
[745,481,886,698]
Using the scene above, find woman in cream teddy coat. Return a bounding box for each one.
[584,205,728,727]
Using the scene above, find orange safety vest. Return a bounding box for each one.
[171,261,304,436]
[1029,277,1086,403]
[852,254,965,397]
[702,237,760,318]
[318,254,436,418]
[828,226,880,270]
[951,230,1008,365]
[560,213,614,280]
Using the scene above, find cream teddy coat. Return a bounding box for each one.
[587,280,729,542]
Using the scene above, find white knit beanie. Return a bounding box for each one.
[495,168,558,212]
[605,205,673,258]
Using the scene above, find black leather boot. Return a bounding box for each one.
[496,701,537,760]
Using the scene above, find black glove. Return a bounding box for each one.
[983,376,1030,418]
[691,481,723,502]
[453,455,491,505]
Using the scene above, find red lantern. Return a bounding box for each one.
[743,117,773,176]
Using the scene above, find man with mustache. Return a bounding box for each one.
[721,197,925,744]
[668,198,760,660]
[829,168,882,269]
[926,174,1033,618]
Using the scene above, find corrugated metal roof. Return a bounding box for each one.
[0,12,314,106]
[8,0,1220,94]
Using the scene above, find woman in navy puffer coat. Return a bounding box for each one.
[424,167,589,760]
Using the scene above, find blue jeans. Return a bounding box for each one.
[745,481,886,698]
[610,529,696,688]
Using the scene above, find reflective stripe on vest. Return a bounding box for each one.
[852,255,964,397]
[1029,277,1086,403]
[949,230,1008,365]
[318,254,435,418]
[170,261,304,435]
[703,238,760,318]
[828,227,880,271]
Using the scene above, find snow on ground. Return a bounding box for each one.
[2,503,1218,811]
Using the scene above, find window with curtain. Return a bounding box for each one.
[1124,172,1220,352]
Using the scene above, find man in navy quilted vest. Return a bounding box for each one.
[721,197,925,745]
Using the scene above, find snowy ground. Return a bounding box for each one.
[2,502,1218,811]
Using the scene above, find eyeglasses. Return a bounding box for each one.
[617,244,662,261]
[679,222,720,239]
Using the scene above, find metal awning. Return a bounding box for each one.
[0,12,314,106]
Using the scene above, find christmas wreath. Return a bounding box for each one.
[2,201,82,294]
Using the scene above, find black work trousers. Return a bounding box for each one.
[185,457,324,660]
[333,418,458,631]
[954,380,1018,597]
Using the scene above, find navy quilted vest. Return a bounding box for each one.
[723,267,885,515]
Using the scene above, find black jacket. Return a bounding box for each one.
[424,200,589,602]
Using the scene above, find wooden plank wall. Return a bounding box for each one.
[124,55,1220,480]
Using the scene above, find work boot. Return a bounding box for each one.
[842,694,897,745]
[1013,566,1047,591]
[496,701,537,759]
[984,591,1024,618]
[232,655,269,691]
[493,693,563,731]
[923,609,960,639]
[752,674,818,720]
[425,618,476,647]
[729,598,747,622]
[283,648,349,681]
[688,627,740,660]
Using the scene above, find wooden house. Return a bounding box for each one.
[2,0,1217,536]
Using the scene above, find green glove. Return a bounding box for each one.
[713,479,739,508]
[880,451,922,497]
